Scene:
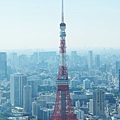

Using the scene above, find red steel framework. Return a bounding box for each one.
[50,0,78,120]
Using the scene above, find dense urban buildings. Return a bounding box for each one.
[0,52,7,80]
[0,0,120,120]
[0,48,120,119]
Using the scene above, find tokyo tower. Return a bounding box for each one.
[50,0,78,120]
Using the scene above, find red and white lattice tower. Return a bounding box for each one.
[50,0,78,120]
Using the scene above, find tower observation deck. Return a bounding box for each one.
[50,0,78,120]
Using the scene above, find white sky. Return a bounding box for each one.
[0,0,120,50]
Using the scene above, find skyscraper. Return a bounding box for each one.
[0,52,7,80]
[50,0,77,120]
[27,79,38,98]
[71,51,77,62]
[93,89,105,117]
[10,73,27,107]
[95,55,100,68]
[88,51,93,69]
[30,52,38,64]
[118,69,120,95]
[83,78,91,90]
[116,61,120,75]
[23,85,32,113]
[9,52,18,68]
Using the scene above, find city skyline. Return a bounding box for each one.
[0,0,120,50]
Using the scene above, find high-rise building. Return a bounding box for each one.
[10,73,27,107]
[23,85,32,114]
[9,53,18,68]
[75,100,80,109]
[18,54,28,68]
[89,99,93,114]
[0,52,7,80]
[32,99,39,117]
[95,55,100,68]
[71,51,77,62]
[27,79,38,98]
[116,61,120,75]
[32,98,44,118]
[118,69,120,94]
[88,51,93,69]
[50,0,77,119]
[83,78,91,89]
[43,109,53,120]
[93,89,105,117]
[39,52,49,62]
[30,52,38,64]
[75,109,84,120]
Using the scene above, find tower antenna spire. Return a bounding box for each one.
[62,0,64,23]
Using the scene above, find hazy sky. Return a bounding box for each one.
[0,0,120,50]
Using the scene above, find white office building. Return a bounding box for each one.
[23,85,32,114]
[75,109,84,120]
[83,78,91,89]
[10,73,27,107]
